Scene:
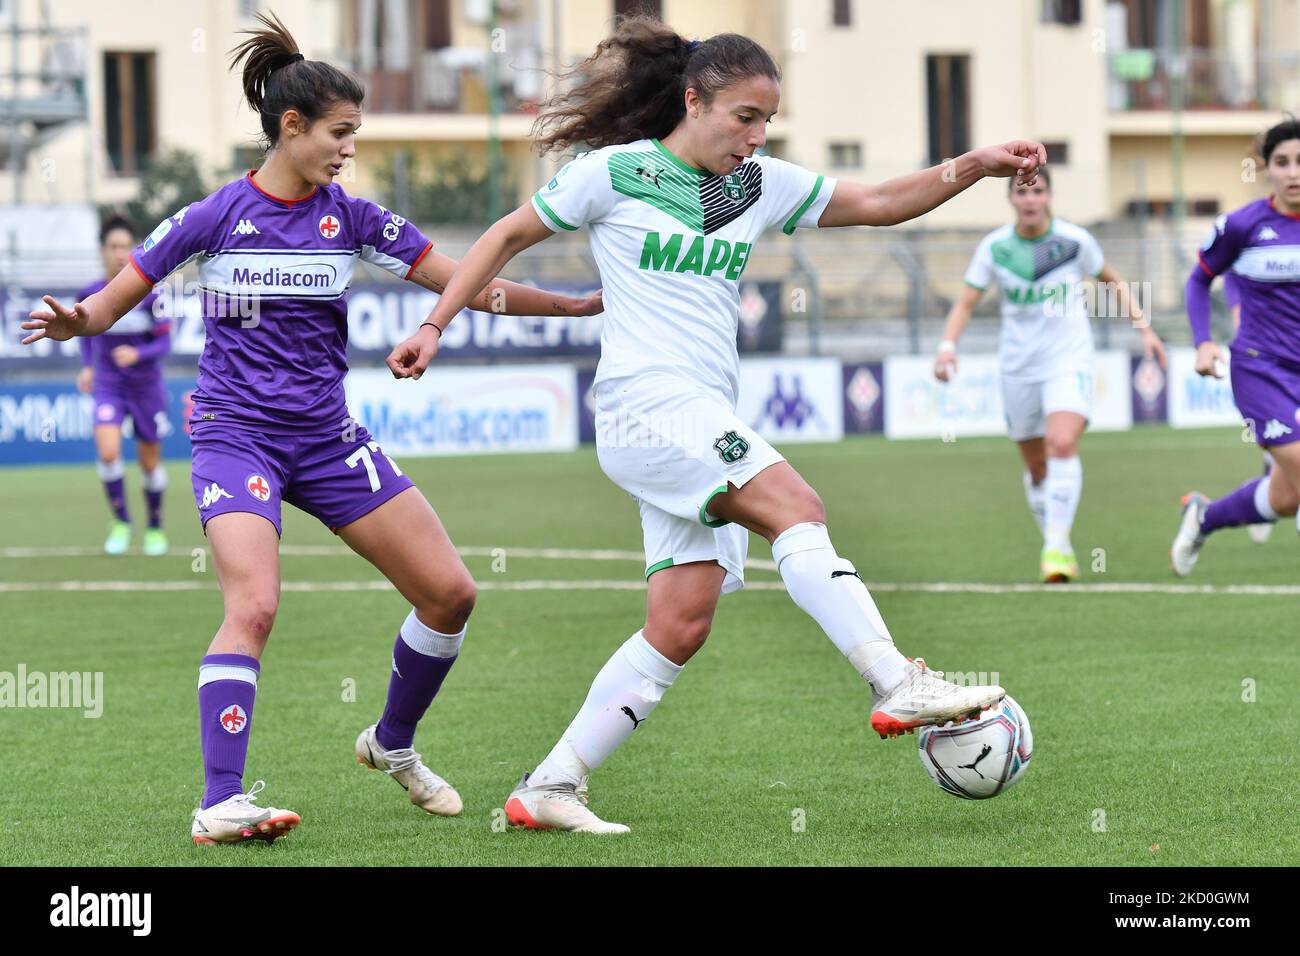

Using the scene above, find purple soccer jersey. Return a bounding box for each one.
[130,171,434,434]
[78,279,171,442]
[1197,197,1300,363]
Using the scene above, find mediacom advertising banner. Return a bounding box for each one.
[1165,346,1241,429]
[0,378,195,465]
[343,364,578,457]
[884,351,1133,440]
[736,356,844,443]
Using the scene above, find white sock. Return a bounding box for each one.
[530,630,681,787]
[1253,474,1278,522]
[771,522,909,698]
[142,466,168,492]
[1023,470,1045,532]
[1044,455,1082,552]
[96,458,124,482]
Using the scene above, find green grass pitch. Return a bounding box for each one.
[1,426,1296,866]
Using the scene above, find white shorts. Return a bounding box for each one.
[593,372,784,594]
[1001,368,1093,442]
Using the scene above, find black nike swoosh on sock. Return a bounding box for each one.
[831,570,861,580]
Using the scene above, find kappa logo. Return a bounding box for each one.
[231,218,261,236]
[199,482,234,510]
[1258,226,1279,241]
[219,703,248,734]
[246,474,271,502]
[1262,419,1293,441]
[713,429,750,464]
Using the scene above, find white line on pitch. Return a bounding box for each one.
[3,580,1300,596]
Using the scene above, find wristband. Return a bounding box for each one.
[937,340,956,354]
[419,322,443,336]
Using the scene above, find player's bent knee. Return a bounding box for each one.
[420,574,476,630]
[225,598,278,643]
[1045,437,1077,459]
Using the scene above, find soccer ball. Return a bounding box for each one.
[917,696,1033,799]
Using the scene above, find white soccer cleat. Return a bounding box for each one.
[355,724,463,816]
[191,780,300,845]
[504,772,630,834]
[1171,492,1209,577]
[870,657,1005,740]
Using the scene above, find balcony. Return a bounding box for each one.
[1108,48,1300,112]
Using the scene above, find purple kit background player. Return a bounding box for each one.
[1171,117,1300,576]
[23,12,601,845]
[76,215,173,556]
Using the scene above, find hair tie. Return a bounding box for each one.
[288,52,305,63]
[686,40,702,53]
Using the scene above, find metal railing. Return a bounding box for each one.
[1107,47,1300,111]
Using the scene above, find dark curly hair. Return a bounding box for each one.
[532,16,779,155]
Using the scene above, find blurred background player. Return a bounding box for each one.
[24,11,600,845]
[388,17,1041,835]
[1172,118,1300,576]
[76,215,172,556]
[935,169,1166,582]
[1224,272,1277,545]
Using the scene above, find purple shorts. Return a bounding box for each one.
[93,379,169,443]
[1230,349,1300,447]
[189,422,415,536]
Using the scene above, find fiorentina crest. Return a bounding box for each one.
[713,429,750,463]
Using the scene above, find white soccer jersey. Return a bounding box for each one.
[532,139,836,404]
[963,219,1105,382]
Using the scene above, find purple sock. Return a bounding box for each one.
[1202,476,1273,535]
[145,489,164,529]
[103,477,129,523]
[375,611,464,751]
[198,653,260,809]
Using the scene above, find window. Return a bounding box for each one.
[828,142,862,169]
[1042,141,1070,165]
[926,54,970,166]
[103,52,156,176]
[1040,0,1081,24]
[614,0,661,18]
[833,0,852,27]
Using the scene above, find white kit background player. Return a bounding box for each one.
[936,169,1166,582]
[389,19,1047,833]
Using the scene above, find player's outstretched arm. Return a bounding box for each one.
[407,245,602,320]
[818,141,1048,228]
[388,204,562,379]
[21,264,154,345]
[934,284,982,382]
[1097,263,1166,370]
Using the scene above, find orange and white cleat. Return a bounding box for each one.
[504,773,629,834]
[1171,492,1209,577]
[870,658,1005,740]
[190,780,300,845]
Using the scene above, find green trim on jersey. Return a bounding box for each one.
[608,151,707,232]
[699,484,730,528]
[651,138,709,176]
[646,557,675,578]
[782,175,825,235]
[533,193,577,231]
[965,280,987,291]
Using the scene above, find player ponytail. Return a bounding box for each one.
[1259,114,1300,164]
[228,10,365,150]
[532,15,779,154]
